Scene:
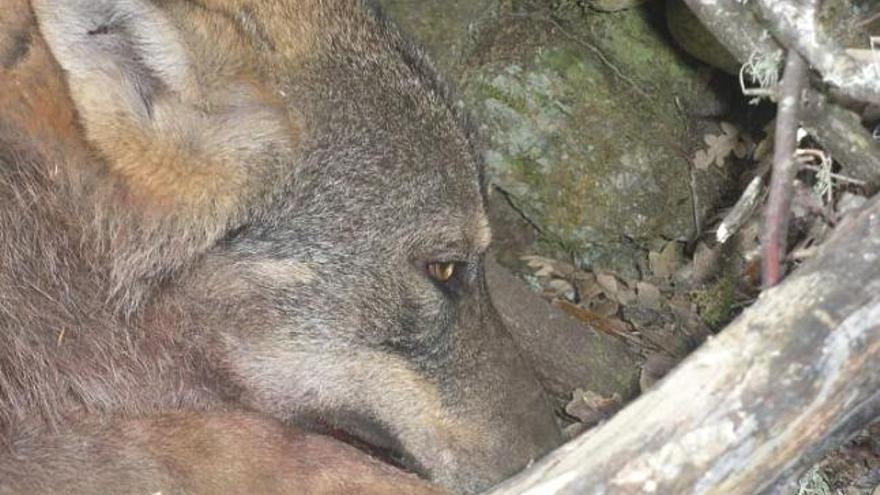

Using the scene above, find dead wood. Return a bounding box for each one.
[800,90,880,190]
[754,0,880,106]
[681,0,780,64]
[682,0,880,191]
[485,194,880,495]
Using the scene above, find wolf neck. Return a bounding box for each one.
[0,162,223,439]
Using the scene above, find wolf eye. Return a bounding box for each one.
[426,262,456,283]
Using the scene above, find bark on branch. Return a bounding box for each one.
[800,89,880,189]
[683,0,880,190]
[755,0,880,106]
[485,195,880,495]
[762,50,808,287]
[682,0,780,64]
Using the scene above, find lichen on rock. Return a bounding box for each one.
[380,1,739,276]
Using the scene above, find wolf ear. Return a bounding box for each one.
[33,0,296,310]
[32,0,295,204]
[32,0,198,133]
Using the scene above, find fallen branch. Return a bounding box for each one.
[681,0,780,64]
[682,0,880,190]
[800,89,880,190]
[485,194,880,494]
[755,0,880,106]
[762,50,808,287]
[717,175,764,244]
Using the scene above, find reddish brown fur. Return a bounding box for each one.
[4,411,450,495]
[0,4,451,493]
[137,412,452,495]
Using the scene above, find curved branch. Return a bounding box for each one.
[682,0,880,189]
[755,0,880,105]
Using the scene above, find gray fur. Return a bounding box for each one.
[0,1,561,493]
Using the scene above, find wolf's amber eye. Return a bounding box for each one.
[427,262,456,283]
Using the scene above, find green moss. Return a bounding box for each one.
[379,3,734,276]
[691,272,736,330]
[508,155,546,187]
[478,81,532,115]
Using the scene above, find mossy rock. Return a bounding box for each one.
[380,1,737,276]
[377,0,498,77]
[665,0,739,75]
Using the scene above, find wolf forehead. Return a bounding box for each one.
[238,0,492,249]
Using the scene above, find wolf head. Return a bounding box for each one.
[31,0,562,491]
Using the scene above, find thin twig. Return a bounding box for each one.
[856,9,880,28]
[683,0,880,190]
[799,163,866,186]
[717,175,765,244]
[762,51,809,288]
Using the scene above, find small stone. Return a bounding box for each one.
[564,389,623,426]
[637,281,662,309]
[649,241,683,279]
[548,278,577,302]
[596,273,620,299]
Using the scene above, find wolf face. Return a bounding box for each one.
[2,1,562,492]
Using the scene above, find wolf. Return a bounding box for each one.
[0,0,562,493]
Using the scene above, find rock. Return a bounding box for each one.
[649,240,684,278]
[486,257,641,402]
[486,189,540,271]
[380,1,738,277]
[665,0,740,75]
[586,0,656,13]
[377,0,497,77]
[639,352,680,391]
[636,281,662,309]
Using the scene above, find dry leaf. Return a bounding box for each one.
[649,241,683,278]
[693,122,748,170]
[564,389,622,426]
[616,288,638,306]
[596,273,619,298]
[637,281,662,309]
[575,274,603,302]
[591,299,620,318]
[547,278,577,302]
